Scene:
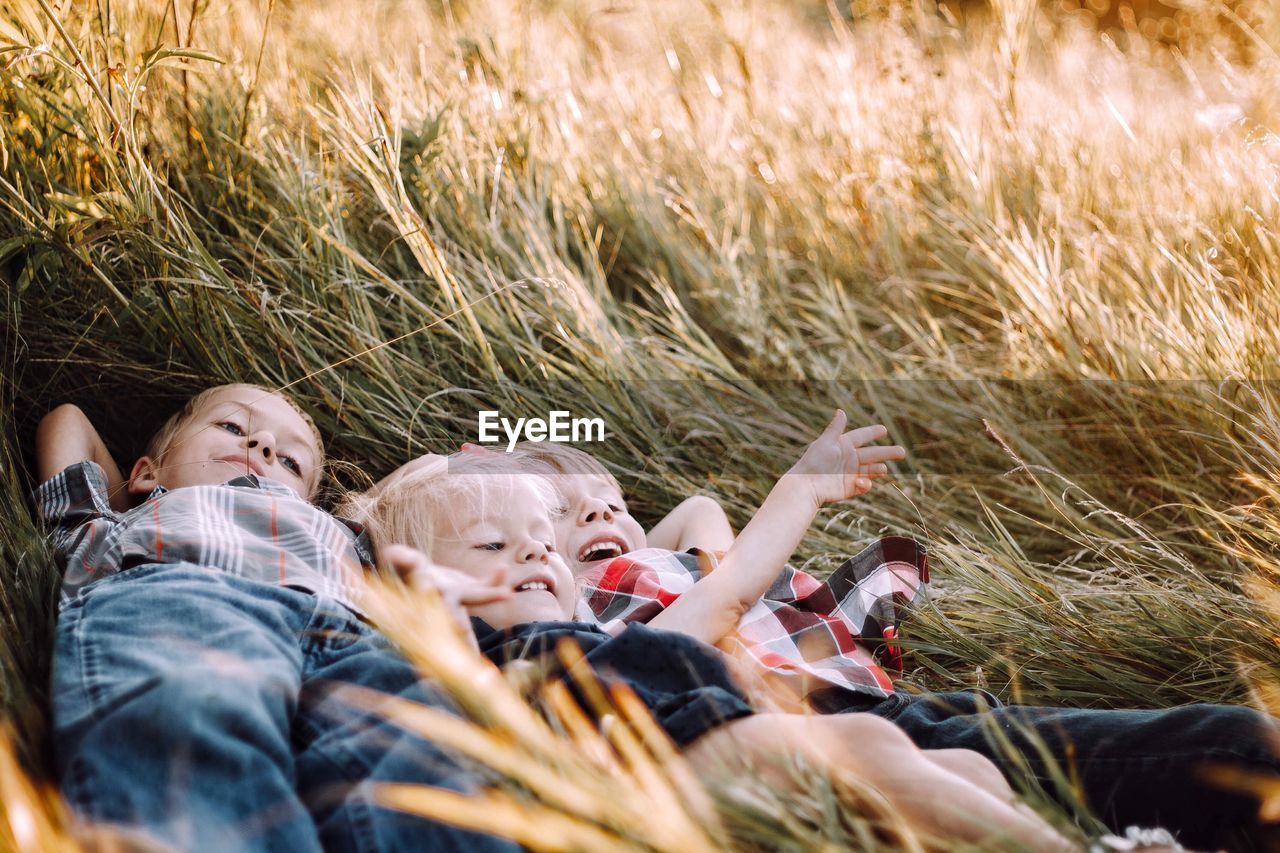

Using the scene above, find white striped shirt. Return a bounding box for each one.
[37,461,370,614]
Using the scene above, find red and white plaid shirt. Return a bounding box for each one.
[577,536,928,704]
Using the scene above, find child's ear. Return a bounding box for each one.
[127,456,161,497]
[459,442,499,456]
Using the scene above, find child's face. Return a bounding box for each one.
[551,474,647,576]
[430,477,576,627]
[130,386,321,500]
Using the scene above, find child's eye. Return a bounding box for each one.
[217,421,245,436]
[476,542,505,551]
[608,504,625,513]
[280,455,302,476]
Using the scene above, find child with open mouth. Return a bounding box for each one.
[351,449,1077,852]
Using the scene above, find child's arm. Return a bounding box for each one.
[645,495,735,553]
[648,411,904,646]
[36,404,130,512]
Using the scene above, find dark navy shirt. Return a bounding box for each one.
[473,617,754,747]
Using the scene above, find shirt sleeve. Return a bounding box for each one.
[33,461,119,557]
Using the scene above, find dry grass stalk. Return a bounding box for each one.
[0,726,78,852]
[355,579,728,852]
[4,0,1280,846]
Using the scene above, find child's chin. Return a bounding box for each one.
[573,559,611,580]
[506,594,573,624]
[527,603,573,622]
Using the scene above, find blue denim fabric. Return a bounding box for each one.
[52,563,519,853]
[813,687,1280,851]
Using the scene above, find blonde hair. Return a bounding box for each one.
[349,452,561,564]
[510,442,617,484]
[144,383,325,493]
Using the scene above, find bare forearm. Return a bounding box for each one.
[646,495,734,553]
[717,475,817,601]
[649,411,902,645]
[36,404,127,509]
[650,476,817,644]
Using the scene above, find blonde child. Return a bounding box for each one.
[35,386,515,852]
[354,451,1077,851]
[511,417,922,704]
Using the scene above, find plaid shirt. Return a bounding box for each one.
[36,461,371,613]
[578,536,928,704]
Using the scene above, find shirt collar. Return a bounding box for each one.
[147,473,302,501]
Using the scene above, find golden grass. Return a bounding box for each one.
[3,0,1280,847]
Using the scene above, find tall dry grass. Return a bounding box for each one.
[2,0,1280,846]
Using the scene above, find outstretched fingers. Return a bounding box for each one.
[855,444,906,464]
[450,567,511,607]
[840,426,904,494]
[380,544,510,647]
[380,543,430,583]
[824,409,849,438]
[842,423,888,446]
[430,565,511,607]
[839,425,905,478]
[381,544,511,605]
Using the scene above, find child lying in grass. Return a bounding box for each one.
[34,386,516,852]
[512,431,1280,851]
[512,420,925,705]
[355,450,1079,851]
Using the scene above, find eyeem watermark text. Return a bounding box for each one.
[477,410,605,452]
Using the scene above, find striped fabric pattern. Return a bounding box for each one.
[577,536,928,703]
[37,461,370,613]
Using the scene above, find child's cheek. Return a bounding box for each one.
[627,518,648,550]
[558,587,577,619]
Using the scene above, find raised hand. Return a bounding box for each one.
[648,410,906,646]
[787,410,906,508]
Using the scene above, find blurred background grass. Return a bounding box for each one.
[3,0,1280,846]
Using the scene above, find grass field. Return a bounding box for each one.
[3,0,1280,848]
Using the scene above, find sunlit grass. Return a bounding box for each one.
[3,0,1280,846]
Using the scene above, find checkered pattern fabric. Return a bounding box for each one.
[37,461,370,613]
[578,536,928,702]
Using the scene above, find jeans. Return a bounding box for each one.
[813,687,1280,851]
[52,562,519,853]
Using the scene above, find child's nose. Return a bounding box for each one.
[244,430,277,460]
[519,541,549,563]
[577,499,613,525]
